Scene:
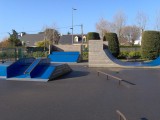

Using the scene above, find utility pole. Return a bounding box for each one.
[72,8,77,44]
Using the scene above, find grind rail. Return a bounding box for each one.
[97,71,123,85]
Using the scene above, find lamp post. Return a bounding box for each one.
[75,24,83,44]
[72,8,77,44]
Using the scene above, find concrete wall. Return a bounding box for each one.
[53,44,82,53]
[88,40,120,67]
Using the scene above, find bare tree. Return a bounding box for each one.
[122,25,140,46]
[96,18,114,38]
[136,11,148,31]
[44,28,60,45]
[42,26,60,53]
[155,10,160,30]
[113,11,127,41]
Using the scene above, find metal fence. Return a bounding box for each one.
[0,47,48,62]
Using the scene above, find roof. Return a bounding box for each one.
[59,34,86,45]
[20,34,87,47]
[20,34,44,47]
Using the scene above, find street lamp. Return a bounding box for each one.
[72,8,77,44]
[75,24,83,44]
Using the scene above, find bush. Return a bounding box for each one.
[141,31,160,60]
[128,51,141,58]
[118,51,129,59]
[105,33,120,57]
[87,32,100,40]
[82,52,88,60]
[118,51,141,59]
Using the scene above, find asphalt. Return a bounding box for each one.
[0,65,160,120]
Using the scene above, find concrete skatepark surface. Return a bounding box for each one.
[0,65,160,120]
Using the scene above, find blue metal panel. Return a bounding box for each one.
[7,58,35,78]
[0,66,7,77]
[48,52,80,62]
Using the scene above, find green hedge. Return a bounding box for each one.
[141,31,160,60]
[87,32,100,40]
[105,33,120,57]
[118,51,141,59]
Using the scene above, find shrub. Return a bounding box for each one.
[118,51,141,59]
[128,51,141,58]
[82,52,88,60]
[105,33,120,57]
[141,31,160,60]
[87,32,100,40]
[118,51,129,59]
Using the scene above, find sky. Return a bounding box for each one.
[0,0,160,41]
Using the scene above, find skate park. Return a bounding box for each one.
[0,37,160,119]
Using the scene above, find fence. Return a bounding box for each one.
[0,47,48,62]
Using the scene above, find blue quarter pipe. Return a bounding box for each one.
[104,49,160,67]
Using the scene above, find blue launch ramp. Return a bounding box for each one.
[0,58,72,82]
[7,58,35,78]
[0,63,10,79]
[48,51,80,63]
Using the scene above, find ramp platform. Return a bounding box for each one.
[0,58,72,82]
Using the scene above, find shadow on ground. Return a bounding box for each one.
[141,118,149,120]
[55,70,90,80]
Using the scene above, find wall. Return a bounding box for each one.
[53,44,82,53]
[88,40,120,67]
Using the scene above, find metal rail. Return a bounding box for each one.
[24,59,41,74]
[116,110,127,120]
[97,71,123,85]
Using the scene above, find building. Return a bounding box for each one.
[20,33,87,47]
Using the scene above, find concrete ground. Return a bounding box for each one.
[0,65,160,120]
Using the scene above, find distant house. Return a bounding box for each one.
[134,36,142,45]
[20,34,87,47]
[59,34,87,45]
[20,34,44,47]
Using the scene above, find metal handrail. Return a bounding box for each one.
[116,110,127,120]
[24,58,41,74]
[97,71,123,85]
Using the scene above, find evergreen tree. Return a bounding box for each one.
[105,33,120,57]
[8,29,22,47]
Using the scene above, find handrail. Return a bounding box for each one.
[116,110,127,120]
[97,71,123,85]
[24,59,41,74]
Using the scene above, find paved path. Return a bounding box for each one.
[0,65,160,120]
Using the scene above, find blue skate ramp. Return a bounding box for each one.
[48,51,80,63]
[7,58,35,78]
[104,49,160,67]
[0,58,72,82]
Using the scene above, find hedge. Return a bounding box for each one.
[87,32,100,40]
[141,31,160,60]
[105,33,120,57]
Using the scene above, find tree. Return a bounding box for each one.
[44,28,60,45]
[96,18,113,38]
[141,31,160,60]
[35,40,50,47]
[121,25,140,46]
[8,29,22,47]
[155,11,160,30]
[113,11,126,42]
[67,31,71,35]
[105,33,120,57]
[136,11,148,31]
[87,32,100,40]
[0,38,11,48]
